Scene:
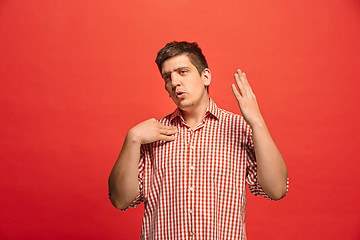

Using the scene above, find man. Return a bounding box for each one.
[108,41,288,239]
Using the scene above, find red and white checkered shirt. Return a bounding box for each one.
[125,99,274,239]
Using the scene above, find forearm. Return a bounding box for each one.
[108,118,177,209]
[108,132,142,209]
[251,120,288,200]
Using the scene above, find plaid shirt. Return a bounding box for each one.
[125,99,274,239]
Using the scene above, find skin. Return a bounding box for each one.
[161,54,211,128]
[108,54,288,210]
[232,69,288,199]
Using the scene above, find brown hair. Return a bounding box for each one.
[155,41,209,76]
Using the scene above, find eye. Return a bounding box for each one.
[180,69,188,75]
[163,75,171,81]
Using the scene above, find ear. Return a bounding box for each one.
[201,68,211,87]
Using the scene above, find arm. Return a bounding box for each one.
[232,69,288,200]
[108,118,177,210]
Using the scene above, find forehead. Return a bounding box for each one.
[161,54,196,74]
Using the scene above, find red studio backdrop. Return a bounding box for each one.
[1,0,360,239]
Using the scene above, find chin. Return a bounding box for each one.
[178,103,194,111]
[172,97,197,110]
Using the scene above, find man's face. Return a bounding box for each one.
[161,54,211,111]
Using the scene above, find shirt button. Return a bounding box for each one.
[189,209,193,214]
[190,166,195,170]
[189,187,194,192]
[190,145,194,150]
[190,232,194,236]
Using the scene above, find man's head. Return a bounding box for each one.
[156,41,211,111]
[155,41,208,76]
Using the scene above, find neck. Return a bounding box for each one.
[180,97,210,129]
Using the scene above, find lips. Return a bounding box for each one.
[175,90,185,98]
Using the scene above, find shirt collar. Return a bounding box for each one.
[169,98,221,123]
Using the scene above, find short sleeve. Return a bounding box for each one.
[245,129,272,200]
[245,129,289,200]
[120,146,146,211]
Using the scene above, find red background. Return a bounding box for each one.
[1,0,360,239]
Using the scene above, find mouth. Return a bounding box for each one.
[175,91,185,98]
[175,91,184,97]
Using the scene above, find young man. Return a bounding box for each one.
[108,41,288,239]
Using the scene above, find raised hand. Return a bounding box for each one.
[231,69,264,127]
[127,118,177,145]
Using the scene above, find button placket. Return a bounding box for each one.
[187,128,196,238]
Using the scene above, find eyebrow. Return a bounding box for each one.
[162,66,190,78]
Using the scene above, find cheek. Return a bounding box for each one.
[195,79,205,90]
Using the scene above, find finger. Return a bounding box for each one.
[239,72,252,96]
[237,69,251,95]
[158,123,177,134]
[241,72,254,95]
[159,124,177,132]
[235,72,247,97]
[160,127,178,135]
[232,83,242,101]
[159,134,177,142]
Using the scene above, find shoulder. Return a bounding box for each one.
[217,106,252,136]
[218,107,246,124]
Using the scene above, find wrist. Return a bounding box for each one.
[249,118,266,130]
[126,128,142,145]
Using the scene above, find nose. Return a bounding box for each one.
[170,73,181,87]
